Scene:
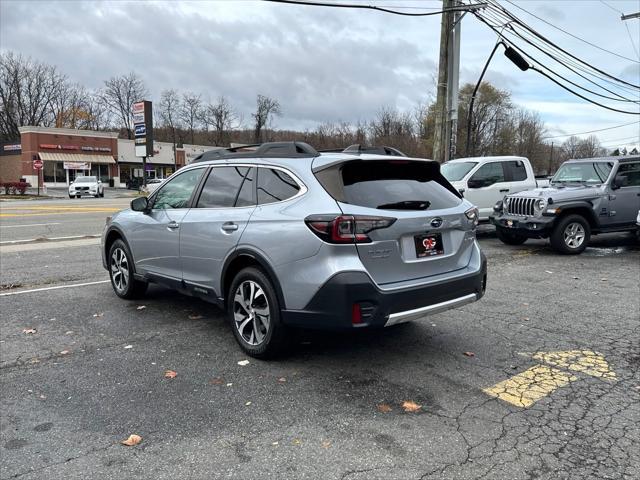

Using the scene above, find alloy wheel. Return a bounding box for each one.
[564,222,585,249]
[110,247,129,293]
[233,280,270,346]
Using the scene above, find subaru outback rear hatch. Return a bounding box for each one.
[313,157,474,286]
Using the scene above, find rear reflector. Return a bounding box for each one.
[351,303,362,324]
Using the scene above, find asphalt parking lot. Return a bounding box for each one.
[1,198,639,480]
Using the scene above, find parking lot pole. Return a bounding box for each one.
[142,156,147,187]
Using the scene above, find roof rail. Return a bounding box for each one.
[342,144,408,157]
[191,141,319,163]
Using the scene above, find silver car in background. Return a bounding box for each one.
[102,142,486,358]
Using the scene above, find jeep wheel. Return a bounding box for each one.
[108,239,148,299]
[550,214,590,254]
[496,227,528,245]
[227,267,288,359]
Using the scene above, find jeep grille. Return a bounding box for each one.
[506,197,535,217]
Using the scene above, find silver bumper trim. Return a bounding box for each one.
[385,293,478,327]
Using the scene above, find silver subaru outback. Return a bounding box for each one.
[102,142,486,358]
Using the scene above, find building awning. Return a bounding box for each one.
[39,152,116,164]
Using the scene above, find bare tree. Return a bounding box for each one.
[101,72,147,139]
[158,89,182,167]
[253,94,281,143]
[576,135,604,158]
[0,52,66,141]
[561,136,581,161]
[180,92,202,144]
[202,96,239,146]
[51,82,95,129]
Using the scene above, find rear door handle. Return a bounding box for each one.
[499,189,509,193]
[222,222,238,232]
[167,221,180,230]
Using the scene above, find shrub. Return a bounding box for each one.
[0,181,31,195]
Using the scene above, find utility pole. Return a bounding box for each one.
[433,0,454,163]
[547,141,554,175]
[446,1,462,160]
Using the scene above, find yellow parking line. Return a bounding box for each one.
[532,350,616,380]
[483,365,578,408]
[0,209,120,217]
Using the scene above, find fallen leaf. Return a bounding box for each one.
[124,345,133,349]
[164,370,177,379]
[377,403,392,413]
[136,305,146,310]
[188,314,203,320]
[293,438,302,445]
[121,434,142,446]
[463,351,475,357]
[237,360,250,366]
[245,401,252,406]
[22,328,37,334]
[93,313,104,318]
[209,377,224,385]
[321,440,331,449]
[401,400,422,413]
[277,377,287,383]
[60,350,70,355]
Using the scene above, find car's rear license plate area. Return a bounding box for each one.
[414,233,444,258]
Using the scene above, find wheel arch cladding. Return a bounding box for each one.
[555,205,597,229]
[221,250,286,309]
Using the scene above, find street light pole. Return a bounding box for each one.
[465,41,503,156]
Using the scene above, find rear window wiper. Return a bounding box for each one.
[376,200,431,210]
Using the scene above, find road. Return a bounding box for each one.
[1,198,639,480]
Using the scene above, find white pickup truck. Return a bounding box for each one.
[442,156,549,220]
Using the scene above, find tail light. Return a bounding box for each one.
[465,207,479,227]
[305,215,396,244]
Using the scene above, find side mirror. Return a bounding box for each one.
[467,179,484,189]
[131,196,149,212]
[611,175,627,190]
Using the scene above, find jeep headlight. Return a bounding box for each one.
[535,198,547,211]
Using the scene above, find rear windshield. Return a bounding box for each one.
[314,160,462,211]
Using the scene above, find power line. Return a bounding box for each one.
[542,121,640,139]
[481,10,639,103]
[502,0,639,64]
[487,0,640,89]
[263,0,480,16]
[472,12,640,115]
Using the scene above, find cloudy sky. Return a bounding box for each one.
[1,0,639,148]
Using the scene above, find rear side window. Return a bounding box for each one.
[504,161,527,181]
[197,166,253,208]
[616,162,640,186]
[257,168,300,204]
[315,160,462,211]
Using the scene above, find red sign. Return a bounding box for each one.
[132,102,145,114]
[39,144,59,149]
[33,159,43,170]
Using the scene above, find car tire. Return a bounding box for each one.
[550,214,590,255]
[496,227,528,245]
[227,267,288,359]
[76,195,81,198]
[100,190,105,198]
[68,194,74,199]
[108,239,148,299]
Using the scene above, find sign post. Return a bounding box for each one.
[32,155,43,196]
[132,100,153,187]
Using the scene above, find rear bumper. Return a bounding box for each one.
[490,213,555,238]
[281,250,487,330]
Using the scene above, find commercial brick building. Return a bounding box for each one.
[0,126,220,188]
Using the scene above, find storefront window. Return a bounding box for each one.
[90,164,109,182]
[55,162,65,183]
[43,161,55,182]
